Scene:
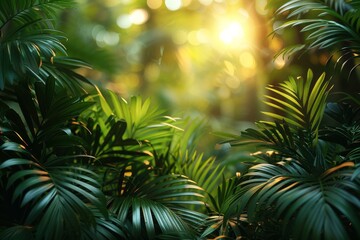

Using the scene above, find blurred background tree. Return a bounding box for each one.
[57,0,341,163]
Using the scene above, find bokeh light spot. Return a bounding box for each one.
[130,9,149,25]
[239,52,256,69]
[117,14,132,29]
[94,29,120,47]
[103,32,120,46]
[91,25,104,39]
[147,0,162,9]
[165,0,182,11]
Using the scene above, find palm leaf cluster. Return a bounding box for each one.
[0,1,227,239]
[217,1,360,238]
[263,69,331,135]
[0,79,116,239]
[2,0,360,239]
[230,70,333,169]
[224,68,360,239]
[0,0,90,92]
[228,160,359,239]
[268,0,360,74]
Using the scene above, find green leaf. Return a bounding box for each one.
[107,174,206,237]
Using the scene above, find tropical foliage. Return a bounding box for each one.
[0,1,221,239]
[225,69,360,239]
[268,0,360,77]
[1,0,360,240]
[220,0,360,239]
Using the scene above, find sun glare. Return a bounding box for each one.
[219,21,245,45]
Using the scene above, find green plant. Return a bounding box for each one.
[225,70,360,239]
[77,90,214,239]
[4,0,359,239]
[0,1,118,239]
[0,78,129,239]
[268,0,360,78]
[0,1,214,239]
[218,0,360,239]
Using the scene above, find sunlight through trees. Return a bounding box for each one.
[1,1,359,239]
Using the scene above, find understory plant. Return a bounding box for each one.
[1,0,360,240]
[0,1,224,239]
[219,0,360,239]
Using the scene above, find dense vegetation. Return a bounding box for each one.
[0,0,359,239]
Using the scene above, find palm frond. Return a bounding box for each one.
[346,148,360,164]
[201,177,246,239]
[40,57,93,94]
[273,44,306,60]
[0,145,106,240]
[324,101,360,125]
[0,0,91,93]
[226,160,360,239]
[107,173,207,239]
[0,0,74,26]
[91,88,180,145]
[80,208,130,240]
[230,121,297,149]
[0,79,111,239]
[82,88,188,172]
[263,69,332,140]
[0,225,34,240]
[352,163,360,180]
[269,0,360,72]
[226,121,316,176]
[78,116,148,163]
[226,70,332,168]
[168,116,208,156]
[275,0,350,18]
[174,151,224,196]
[320,102,360,155]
